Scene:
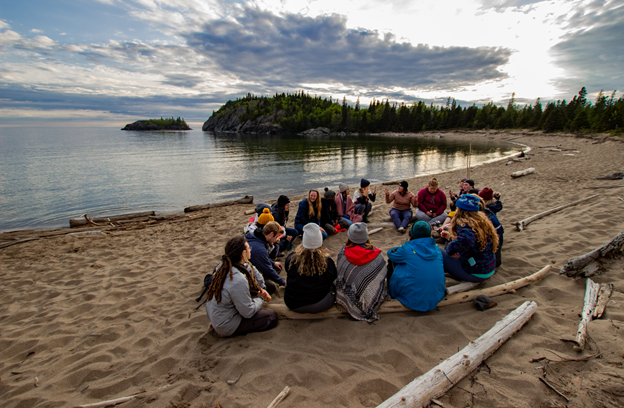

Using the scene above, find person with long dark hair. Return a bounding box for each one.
[294,189,328,239]
[205,236,277,337]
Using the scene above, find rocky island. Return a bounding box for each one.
[122,117,191,131]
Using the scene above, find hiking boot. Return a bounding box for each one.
[362,215,370,223]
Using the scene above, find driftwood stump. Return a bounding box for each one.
[560,229,624,278]
[184,195,254,213]
[573,278,600,352]
[510,167,535,178]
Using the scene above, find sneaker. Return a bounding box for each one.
[398,227,405,233]
[362,216,370,223]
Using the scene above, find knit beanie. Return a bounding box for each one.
[456,194,480,211]
[409,221,431,239]
[399,180,408,190]
[478,187,494,201]
[255,203,271,215]
[277,195,290,207]
[465,179,475,187]
[302,223,323,249]
[360,178,370,188]
[257,208,274,225]
[324,187,336,199]
[339,183,349,193]
[348,222,369,244]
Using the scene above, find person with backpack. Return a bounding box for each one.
[205,235,277,337]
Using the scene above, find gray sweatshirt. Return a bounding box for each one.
[205,263,266,336]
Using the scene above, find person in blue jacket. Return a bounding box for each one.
[387,221,446,312]
[294,189,328,239]
[246,221,285,293]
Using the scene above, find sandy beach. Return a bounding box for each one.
[1,130,623,408]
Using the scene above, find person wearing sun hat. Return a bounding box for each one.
[284,223,337,314]
[386,221,445,311]
[440,194,498,282]
[335,223,387,322]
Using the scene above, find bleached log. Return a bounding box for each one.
[244,209,256,215]
[184,195,254,213]
[514,194,599,231]
[510,167,535,178]
[593,283,614,319]
[560,229,624,277]
[266,386,290,408]
[367,222,397,229]
[573,278,600,352]
[76,393,140,408]
[368,227,383,235]
[376,301,538,408]
[265,266,550,320]
[445,282,480,295]
[70,211,155,228]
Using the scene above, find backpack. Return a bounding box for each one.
[195,273,214,310]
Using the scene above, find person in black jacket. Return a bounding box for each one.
[353,178,376,223]
[271,195,297,251]
[320,188,346,235]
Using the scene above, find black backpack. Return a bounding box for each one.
[195,273,214,310]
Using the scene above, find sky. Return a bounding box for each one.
[0,0,622,126]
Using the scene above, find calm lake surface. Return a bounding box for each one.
[0,127,517,232]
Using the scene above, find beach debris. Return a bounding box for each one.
[227,373,242,385]
[70,211,154,228]
[560,229,624,278]
[266,385,290,408]
[619,197,624,201]
[185,195,254,213]
[594,172,624,180]
[514,194,599,231]
[76,392,144,408]
[431,398,445,407]
[583,186,623,189]
[510,167,535,178]
[368,227,383,236]
[375,301,537,408]
[445,282,480,295]
[593,283,614,319]
[34,376,39,387]
[539,376,569,403]
[568,278,600,352]
[265,266,550,320]
[244,209,256,215]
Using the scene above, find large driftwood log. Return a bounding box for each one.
[560,229,624,277]
[514,194,599,231]
[69,211,155,228]
[445,282,480,295]
[593,283,614,319]
[376,301,538,408]
[184,195,253,213]
[264,266,550,320]
[573,278,600,352]
[510,167,535,178]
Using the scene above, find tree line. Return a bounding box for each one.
[209,88,623,135]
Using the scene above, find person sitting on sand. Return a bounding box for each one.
[321,188,347,236]
[415,177,448,225]
[271,195,297,251]
[478,187,503,214]
[284,223,337,314]
[387,221,445,312]
[476,194,504,268]
[353,178,377,223]
[294,189,328,240]
[440,195,498,283]
[335,183,361,226]
[449,179,474,211]
[385,181,417,233]
[205,235,277,337]
[335,223,387,322]
[244,203,271,234]
[246,220,285,293]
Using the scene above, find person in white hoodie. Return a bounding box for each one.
[205,235,277,337]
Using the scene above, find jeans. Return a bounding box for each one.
[280,227,298,251]
[415,209,448,225]
[354,202,372,216]
[295,223,328,240]
[341,216,353,227]
[390,209,413,229]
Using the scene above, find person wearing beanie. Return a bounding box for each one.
[271,195,297,251]
[335,223,387,322]
[284,223,337,314]
[416,177,448,225]
[448,179,475,212]
[440,195,499,282]
[244,203,272,235]
[476,194,504,267]
[384,181,417,233]
[246,221,286,293]
[335,183,362,226]
[478,187,503,214]
[320,188,347,235]
[294,189,328,240]
[353,178,377,223]
[257,208,274,226]
[386,221,445,312]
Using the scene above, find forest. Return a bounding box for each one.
[209,87,623,135]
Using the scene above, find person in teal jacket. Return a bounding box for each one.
[387,221,446,312]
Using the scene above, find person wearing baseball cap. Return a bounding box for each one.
[440,195,498,282]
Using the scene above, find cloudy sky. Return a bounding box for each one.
[0,0,622,125]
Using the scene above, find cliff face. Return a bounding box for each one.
[202,104,286,134]
[121,120,191,131]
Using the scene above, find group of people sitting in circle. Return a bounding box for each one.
[204,177,504,337]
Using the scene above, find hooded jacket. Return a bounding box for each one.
[246,230,286,286]
[387,237,445,312]
[335,193,362,223]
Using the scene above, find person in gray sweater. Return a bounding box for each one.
[205,236,278,337]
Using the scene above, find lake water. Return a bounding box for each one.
[0,127,517,232]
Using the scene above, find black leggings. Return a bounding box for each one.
[233,309,278,336]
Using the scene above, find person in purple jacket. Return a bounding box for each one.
[415,177,448,225]
[440,194,499,282]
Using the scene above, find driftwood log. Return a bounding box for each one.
[264,266,550,320]
[573,278,600,352]
[510,167,535,178]
[69,211,155,228]
[266,386,290,408]
[593,283,614,319]
[376,301,538,408]
[445,281,480,295]
[514,194,599,231]
[184,195,253,213]
[244,209,256,215]
[560,229,624,277]
[368,227,383,236]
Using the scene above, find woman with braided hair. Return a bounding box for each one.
[205,236,278,337]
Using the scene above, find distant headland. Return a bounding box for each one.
[122,117,191,131]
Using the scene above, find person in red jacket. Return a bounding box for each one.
[416,177,448,225]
